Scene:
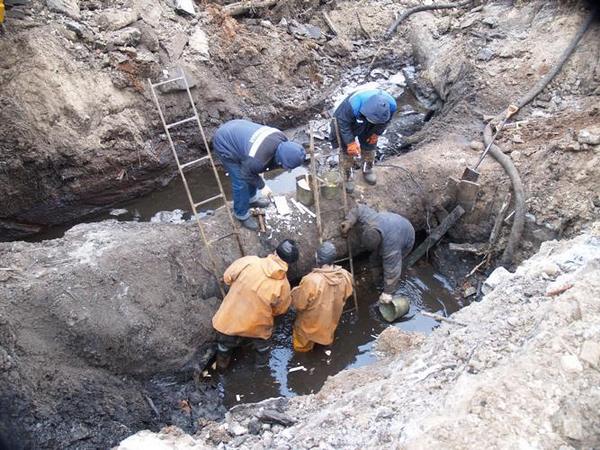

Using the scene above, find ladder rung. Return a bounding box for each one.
[335,257,351,264]
[152,76,184,88]
[180,156,209,170]
[194,194,223,208]
[166,116,196,129]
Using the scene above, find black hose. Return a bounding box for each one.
[385,0,473,38]
[489,6,597,266]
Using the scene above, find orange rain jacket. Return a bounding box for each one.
[212,254,292,340]
[291,265,354,346]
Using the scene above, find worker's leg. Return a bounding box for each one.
[330,119,355,194]
[292,329,315,353]
[220,160,259,230]
[215,332,242,370]
[250,338,271,368]
[358,134,377,185]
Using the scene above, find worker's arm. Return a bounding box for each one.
[222,257,249,286]
[272,281,292,316]
[291,276,316,312]
[240,157,266,189]
[333,101,357,148]
[341,204,373,235]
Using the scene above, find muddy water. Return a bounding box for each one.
[211,260,467,408]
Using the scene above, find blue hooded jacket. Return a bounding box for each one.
[213,120,305,189]
[332,89,397,149]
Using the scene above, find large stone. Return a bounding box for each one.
[560,354,583,373]
[580,341,600,367]
[165,31,189,62]
[97,8,139,31]
[482,266,513,295]
[47,0,80,18]
[188,28,210,60]
[577,127,600,146]
[108,27,142,47]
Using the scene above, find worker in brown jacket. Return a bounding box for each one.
[212,239,299,369]
[291,241,354,352]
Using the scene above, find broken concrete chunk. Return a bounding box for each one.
[258,410,295,427]
[157,66,197,93]
[47,0,80,18]
[108,27,142,47]
[188,28,210,60]
[477,47,494,62]
[136,0,162,27]
[579,341,600,367]
[482,266,513,295]
[97,8,139,31]
[560,354,583,373]
[577,127,600,146]
[288,20,322,40]
[172,0,195,16]
[165,31,189,62]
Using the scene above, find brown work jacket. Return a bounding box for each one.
[291,265,354,346]
[212,254,291,340]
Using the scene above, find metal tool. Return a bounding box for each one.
[251,208,267,233]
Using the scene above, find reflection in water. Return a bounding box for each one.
[215,260,469,407]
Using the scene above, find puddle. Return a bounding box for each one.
[211,259,469,408]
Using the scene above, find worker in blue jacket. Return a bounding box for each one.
[213,119,306,230]
[331,89,397,193]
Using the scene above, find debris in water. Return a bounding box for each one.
[202,370,211,378]
[109,208,128,216]
[236,394,243,402]
[288,365,308,373]
[273,196,292,215]
[324,350,332,356]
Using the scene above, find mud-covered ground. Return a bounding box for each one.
[1,0,600,448]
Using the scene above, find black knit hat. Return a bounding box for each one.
[276,239,299,264]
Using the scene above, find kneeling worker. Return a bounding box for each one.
[291,241,354,352]
[213,119,306,231]
[212,239,299,369]
[341,204,415,303]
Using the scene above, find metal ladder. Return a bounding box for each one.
[308,121,359,314]
[147,70,244,297]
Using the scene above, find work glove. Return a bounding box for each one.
[366,134,379,146]
[379,292,393,304]
[261,185,273,200]
[340,220,352,237]
[346,141,361,157]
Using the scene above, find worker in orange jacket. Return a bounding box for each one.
[212,239,299,369]
[291,241,354,352]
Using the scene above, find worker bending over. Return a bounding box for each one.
[331,89,397,193]
[213,119,306,231]
[291,241,354,352]
[212,239,299,369]
[341,204,414,303]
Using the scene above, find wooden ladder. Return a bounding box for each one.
[147,69,244,297]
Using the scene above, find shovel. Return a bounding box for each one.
[455,105,519,210]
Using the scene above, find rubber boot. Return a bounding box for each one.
[239,216,259,231]
[362,160,377,185]
[216,352,232,371]
[249,196,271,208]
[344,168,355,194]
[255,350,270,368]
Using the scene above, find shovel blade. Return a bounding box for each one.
[461,167,480,182]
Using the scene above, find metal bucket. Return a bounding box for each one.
[320,171,341,200]
[296,174,314,206]
[378,296,410,322]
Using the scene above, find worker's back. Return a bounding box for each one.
[212,254,291,340]
[292,265,353,345]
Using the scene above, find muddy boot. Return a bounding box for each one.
[216,352,232,371]
[249,196,271,208]
[254,349,270,368]
[362,160,376,185]
[239,216,259,231]
[344,169,355,194]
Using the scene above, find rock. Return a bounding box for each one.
[512,134,523,144]
[579,341,600,367]
[541,262,560,277]
[165,31,189,62]
[577,127,600,146]
[464,286,477,298]
[560,354,583,373]
[136,0,162,27]
[134,21,160,52]
[482,266,513,295]
[561,414,584,441]
[247,419,262,435]
[288,20,322,40]
[108,28,141,47]
[188,28,210,60]
[157,66,197,93]
[564,141,582,152]
[229,423,248,437]
[173,0,195,16]
[47,0,80,18]
[469,140,484,151]
[482,16,498,28]
[258,410,295,427]
[477,47,494,62]
[97,8,138,31]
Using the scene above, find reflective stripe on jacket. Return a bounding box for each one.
[291,265,353,346]
[212,254,292,340]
